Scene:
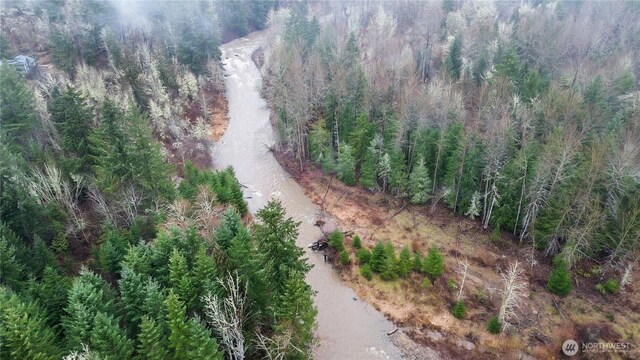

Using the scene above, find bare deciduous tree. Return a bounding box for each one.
[498,261,528,333]
[254,330,306,360]
[194,185,221,235]
[457,258,470,302]
[28,164,86,239]
[203,273,248,360]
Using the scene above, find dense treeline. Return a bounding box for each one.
[266,1,640,284]
[1,1,314,359]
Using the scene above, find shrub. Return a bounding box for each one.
[357,248,371,265]
[339,250,350,265]
[360,264,373,280]
[453,301,466,319]
[352,235,362,249]
[603,279,619,294]
[547,256,572,296]
[423,246,444,280]
[487,316,501,334]
[596,279,619,295]
[329,231,345,252]
[421,277,431,289]
[448,278,458,292]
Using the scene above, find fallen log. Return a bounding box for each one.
[387,328,398,336]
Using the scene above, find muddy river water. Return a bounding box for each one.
[212,30,403,359]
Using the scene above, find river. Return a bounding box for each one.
[212,30,403,359]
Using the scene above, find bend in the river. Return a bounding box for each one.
[212,29,403,359]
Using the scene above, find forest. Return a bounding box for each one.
[1,0,639,359]
[267,0,639,283]
[1,1,317,359]
[263,1,640,357]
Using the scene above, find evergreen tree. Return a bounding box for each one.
[177,16,221,74]
[91,100,131,194]
[90,312,134,360]
[442,122,465,210]
[380,242,398,281]
[192,248,218,308]
[359,148,378,190]
[122,242,153,277]
[151,230,181,286]
[166,291,190,359]
[547,256,572,297]
[137,315,170,360]
[339,250,351,265]
[141,279,167,325]
[187,318,223,359]
[445,36,463,80]
[494,46,521,86]
[423,246,445,280]
[63,269,118,350]
[452,300,466,319]
[357,248,372,264]
[360,264,373,280]
[370,241,386,273]
[254,200,309,298]
[328,230,345,251]
[409,157,432,204]
[457,139,485,215]
[348,113,374,165]
[30,237,57,278]
[27,266,70,328]
[380,254,398,281]
[223,0,249,37]
[126,108,175,202]
[412,252,423,273]
[50,87,95,174]
[118,267,148,338]
[378,153,392,192]
[0,287,62,360]
[274,271,317,359]
[487,316,501,334]
[352,235,362,249]
[337,143,356,186]
[398,246,412,278]
[521,68,543,101]
[388,149,408,196]
[225,169,248,216]
[214,208,243,250]
[98,225,130,277]
[248,0,274,30]
[0,232,25,290]
[308,118,331,164]
[0,64,37,146]
[169,248,195,309]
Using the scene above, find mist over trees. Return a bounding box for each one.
[0,0,315,359]
[266,1,640,281]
